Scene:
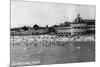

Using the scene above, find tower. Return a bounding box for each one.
[74,13,84,23]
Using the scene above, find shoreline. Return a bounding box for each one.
[10,35,95,42]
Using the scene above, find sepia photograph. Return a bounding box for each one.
[10,0,95,67]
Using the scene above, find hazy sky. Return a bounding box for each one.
[11,0,95,28]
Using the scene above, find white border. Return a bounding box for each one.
[14,0,95,5]
[0,0,98,67]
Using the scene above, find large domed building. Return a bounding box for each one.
[55,14,95,37]
[70,14,88,36]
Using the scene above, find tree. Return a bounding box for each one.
[33,24,40,30]
[21,26,28,31]
[52,25,58,27]
[46,25,48,29]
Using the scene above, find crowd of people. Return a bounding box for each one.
[11,35,95,48]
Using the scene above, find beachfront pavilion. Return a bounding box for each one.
[55,14,95,37]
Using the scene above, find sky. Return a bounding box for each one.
[11,0,95,28]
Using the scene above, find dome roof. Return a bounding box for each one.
[73,14,85,23]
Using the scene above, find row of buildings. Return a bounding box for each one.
[54,14,95,37]
[11,14,95,37]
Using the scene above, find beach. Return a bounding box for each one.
[10,35,95,66]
